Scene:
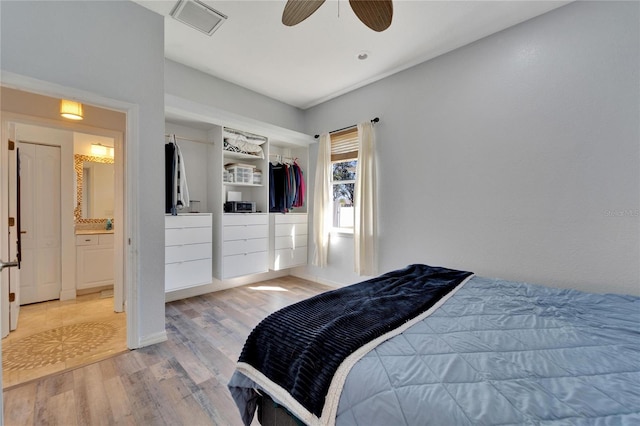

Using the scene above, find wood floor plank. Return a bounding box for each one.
[3,276,331,425]
[3,381,36,425]
[102,375,134,423]
[44,390,78,426]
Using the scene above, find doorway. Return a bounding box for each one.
[1,89,128,387]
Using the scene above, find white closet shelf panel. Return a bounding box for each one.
[165,242,212,264]
[223,238,268,256]
[223,224,268,242]
[166,227,212,246]
[165,259,211,291]
[165,214,212,228]
[223,213,268,226]
[272,248,307,271]
[223,251,268,279]
[223,150,263,161]
[274,235,308,250]
[274,223,308,238]
[272,213,308,224]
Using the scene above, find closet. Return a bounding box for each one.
[268,144,308,271]
[206,126,309,281]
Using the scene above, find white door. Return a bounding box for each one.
[17,142,61,305]
[2,123,22,336]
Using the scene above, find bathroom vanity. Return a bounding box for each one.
[75,230,114,290]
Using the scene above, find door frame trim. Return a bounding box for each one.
[1,71,140,350]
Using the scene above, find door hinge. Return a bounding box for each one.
[8,140,15,150]
[8,217,15,227]
[9,293,15,303]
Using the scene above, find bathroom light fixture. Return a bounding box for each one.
[91,143,114,158]
[60,99,84,120]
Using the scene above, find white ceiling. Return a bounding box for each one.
[134,0,570,110]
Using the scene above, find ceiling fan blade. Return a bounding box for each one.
[282,0,326,27]
[349,0,393,32]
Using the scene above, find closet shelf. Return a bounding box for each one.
[223,150,263,161]
[223,182,263,188]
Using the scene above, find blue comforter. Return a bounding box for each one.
[230,273,640,425]
[336,276,640,425]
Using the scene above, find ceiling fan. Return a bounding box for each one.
[282,0,393,32]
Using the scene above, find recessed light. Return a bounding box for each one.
[357,51,370,61]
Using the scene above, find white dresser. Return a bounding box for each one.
[165,213,212,292]
[76,232,114,290]
[222,214,269,279]
[270,213,308,270]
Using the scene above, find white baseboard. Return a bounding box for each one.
[137,330,168,348]
[59,289,77,301]
[289,269,345,288]
[165,270,290,302]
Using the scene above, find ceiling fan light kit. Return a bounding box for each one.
[282,0,393,32]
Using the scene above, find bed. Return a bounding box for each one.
[228,264,640,425]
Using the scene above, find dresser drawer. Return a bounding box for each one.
[76,235,99,246]
[223,214,268,226]
[223,238,268,256]
[165,242,212,264]
[272,247,307,270]
[223,251,268,279]
[273,214,308,225]
[166,227,212,246]
[99,234,114,245]
[274,235,308,250]
[274,223,308,238]
[165,258,211,291]
[223,224,268,241]
[165,214,212,229]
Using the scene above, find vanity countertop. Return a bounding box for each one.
[75,230,114,235]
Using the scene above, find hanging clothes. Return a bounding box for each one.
[165,135,190,215]
[269,159,306,213]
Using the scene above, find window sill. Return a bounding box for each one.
[331,227,354,236]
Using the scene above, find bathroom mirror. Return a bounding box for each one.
[74,154,115,223]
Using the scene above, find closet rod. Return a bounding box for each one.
[314,117,379,139]
[269,153,296,162]
[164,134,207,144]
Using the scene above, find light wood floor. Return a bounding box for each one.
[3,276,330,426]
[2,292,127,388]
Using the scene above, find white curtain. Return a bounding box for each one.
[354,122,377,276]
[312,133,332,267]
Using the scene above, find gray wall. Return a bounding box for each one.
[165,59,306,134]
[1,0,166,341]
[302,1,640,295]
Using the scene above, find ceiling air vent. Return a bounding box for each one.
[170,0,227,36]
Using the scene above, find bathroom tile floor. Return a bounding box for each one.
[2,292,127,388]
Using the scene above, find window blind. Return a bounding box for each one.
[331,128,358,162]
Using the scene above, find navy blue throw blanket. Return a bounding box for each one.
[236,264,473,419]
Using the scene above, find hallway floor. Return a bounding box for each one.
[2,292,127,388]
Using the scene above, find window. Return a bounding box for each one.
[330,128,358,230]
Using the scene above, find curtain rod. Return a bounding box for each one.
[314,117,379,139]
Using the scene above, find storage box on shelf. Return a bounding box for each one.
[224,163,255,184]
[164,213,212,292]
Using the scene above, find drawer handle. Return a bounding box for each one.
[85,239,92,242]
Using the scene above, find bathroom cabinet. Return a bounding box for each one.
[76,233,114,290]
